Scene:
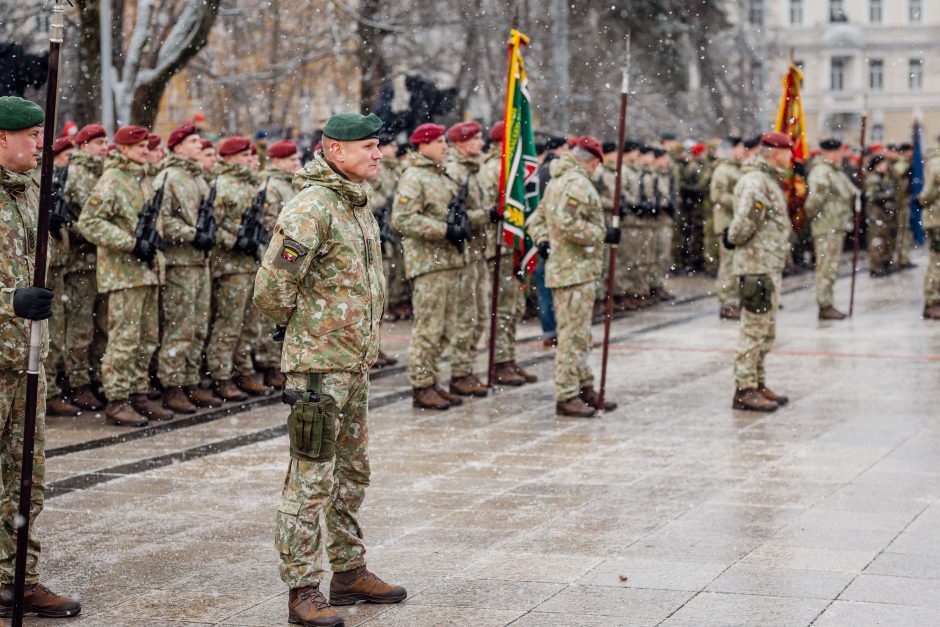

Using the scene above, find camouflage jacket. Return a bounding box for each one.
[709,160,742,233]
[728,154,791,276]
[445,149,489,262]
[805,159,857,237]
[892,158,911,206]
[542,155,606,289]
[77,153,163,292]
[0,166,48,370]
[259,167,295,234]
[865,170,896,211]
[593,162,642,216]
[253,152,384,374]
[392,153,463,279]
[154,152,209,267]
[49,163,70,268]
[917,148,940,229]
[62,151,103,274]
[211,161,259,278]
[478,146,504,259]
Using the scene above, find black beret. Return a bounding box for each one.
[639,144,655,154]
[820,138,843,151]
[652,148,667,158]
[534,141,547,154]
[742,135,761,149]
[867,155,885,170]
[602,142,617,154]
[725,135,742,146]
[544,136,567,150]
[660,131,678,141]
[886,143,899,151]
[623,140,642,152]
[898,143,912,151]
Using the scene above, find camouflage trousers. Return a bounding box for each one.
[867,203,898,273]
[385,241,410,308]
[653,215,675,288]
[206,273,254,381]
[895,202,912,266]
[553,281,595,401]
[813,232,845,308]
[45,266,67,398]
[241,281,281,371]
[102,286,159,400]
[924,229,940,307]
[734,273,781,389]
[407,268,462,389]
[277,371,370,587]
[716,243,739,309]
[490,255,524,364]
[158,265,211,387]
[63,269,98,388]
[0,368,46,584]
[449,259,488,378]
[616,216,647,298]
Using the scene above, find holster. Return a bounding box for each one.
[739,274,774,314]
[283,373,337,463]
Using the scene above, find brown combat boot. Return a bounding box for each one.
[163,386,197,414]
[146,383,163,400]
[214,378,249,402]
[512,362,538,383]
[235,374,273,397]
[413,386,450,410]
[818,305,847,320]
[494,361,525,387]
[757,383,789,406]
[47,395,81,417]
[449,375,489,398]
[186,385,223,408]
[542,335,557,348]
[433,384,463,406]
[264,367,286,390]
[378,349,398,366]
[0,582,81,618]
[105,398,148,427]
[719,306,741,320]
[329,566,407,606]
[923,303,940,320]
[732,388,779,412]
[288,586,343,626]
[556,396,598,418]
[130,393,174,421]
[70,384,105,411]
[580,386,617,412]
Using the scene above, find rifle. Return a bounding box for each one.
[374,193,395,255]
[133,174,167,270]
[236,177,270,262]
[194,175,218,257]
[49,164,76,240]
[445,177,471,254]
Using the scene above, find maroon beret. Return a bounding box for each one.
[267,139,298,159]
[74,123,106,145]
[147,134,162,151]
[574,135,603,160]
[447,121,481,143]
[250,143,258,155]
[218,136,251,156]
[489,122,505,142]
[53,136,74,156]
[167,122,198,150]
[200,139,215,150]
[760,132,795,150]
[113,125,150,146]
[409,123,446,145]
[567,136,580,147]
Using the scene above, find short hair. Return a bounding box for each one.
[571,146,597,163]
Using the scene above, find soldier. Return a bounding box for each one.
[617,140,647,311]
[77,125,171,427]
[206,136,270,401]
[651,147,676,301]
[865,155,898,277]
[916,137,940,319]
[392,123,468,410]
[376,135,410,322]
[541,136,619,418]
[198,139,218,173]
[805,138,857,320]
[61,123,110,412]
[0,96,82,618]
[893,143,914,270]
[153,122,221,413]
[253,112,406,627]
[710,136,746,319]
[725,132,793,412]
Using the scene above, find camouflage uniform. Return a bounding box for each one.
[0,166,48,583]
[892,158,912,267]
[728,155,790,389]
[916,147,940,308]
[377,160,409,309]
[206,161,258,382]
[253,151,383,587]
[153,152,211,388]
[45,164,71,398]
[710,159,743,309]
[542,156,605,401]
[637,166,659,295]
[392,154,463,389]
[76,153,163,400]
[594,161,644,301]
[61,151,104,389]
[865,168,898,274]
[805,159,856,308]
[655,166,677,286]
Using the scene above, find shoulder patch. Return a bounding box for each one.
[398,196,410,205]
[753,200,764,211]
[272,237,308,274]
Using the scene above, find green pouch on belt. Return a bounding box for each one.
[929,228,940,254]
[285,374,337,462]
[739,274,774,314]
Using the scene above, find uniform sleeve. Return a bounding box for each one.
[391,173,448,240]
[709,166,735,210]
[526,206,547,243]
[804,167,829,220]
[76,179,136,253]
[919,160,940,206]
[727,177,768,245]
[556,183,605,246]
[215,192,240,250]
[160,171,197,245]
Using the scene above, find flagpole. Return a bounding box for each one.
[849,114,867,317]
[597,35,630,412]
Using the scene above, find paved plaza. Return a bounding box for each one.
[25,256,940,626]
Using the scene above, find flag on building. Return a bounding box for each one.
[910,120,925,245]
[775,62,809,229]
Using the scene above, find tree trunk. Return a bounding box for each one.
[73,0,102,125]
[549,0,570,134]
[357,0,390,113]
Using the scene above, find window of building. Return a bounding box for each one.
[749,0,764,26]
[871,123,885,143]
[831,57,846,91]
[909,58,923,91]
[790,0,803,25]
[830,0,847,22]
[870,0,883,23]
[869,59,884,90]
[910,0,923,23]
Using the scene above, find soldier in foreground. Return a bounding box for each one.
[725,132,793,412]
[0,96,82,618]
[864,155,898,278]
[254,112,405,627]
[710,136,745,319]
[916,137,940,320]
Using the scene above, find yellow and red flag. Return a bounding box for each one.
[775,63,809,228]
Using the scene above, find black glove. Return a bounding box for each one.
[13,287,54,321]
[50,214,66,240]
[445,223,468,246]
[604,226,622,245]
[722,228,736,250]
[537,240,551,259]
[133,237,156,264]
[489,206,501,223]
[272,325,286,341]
[193,230,215,252]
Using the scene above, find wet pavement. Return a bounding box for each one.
[26,254,940,626]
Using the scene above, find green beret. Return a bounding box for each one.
[0,97,44,132]
[322,112,384,141]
